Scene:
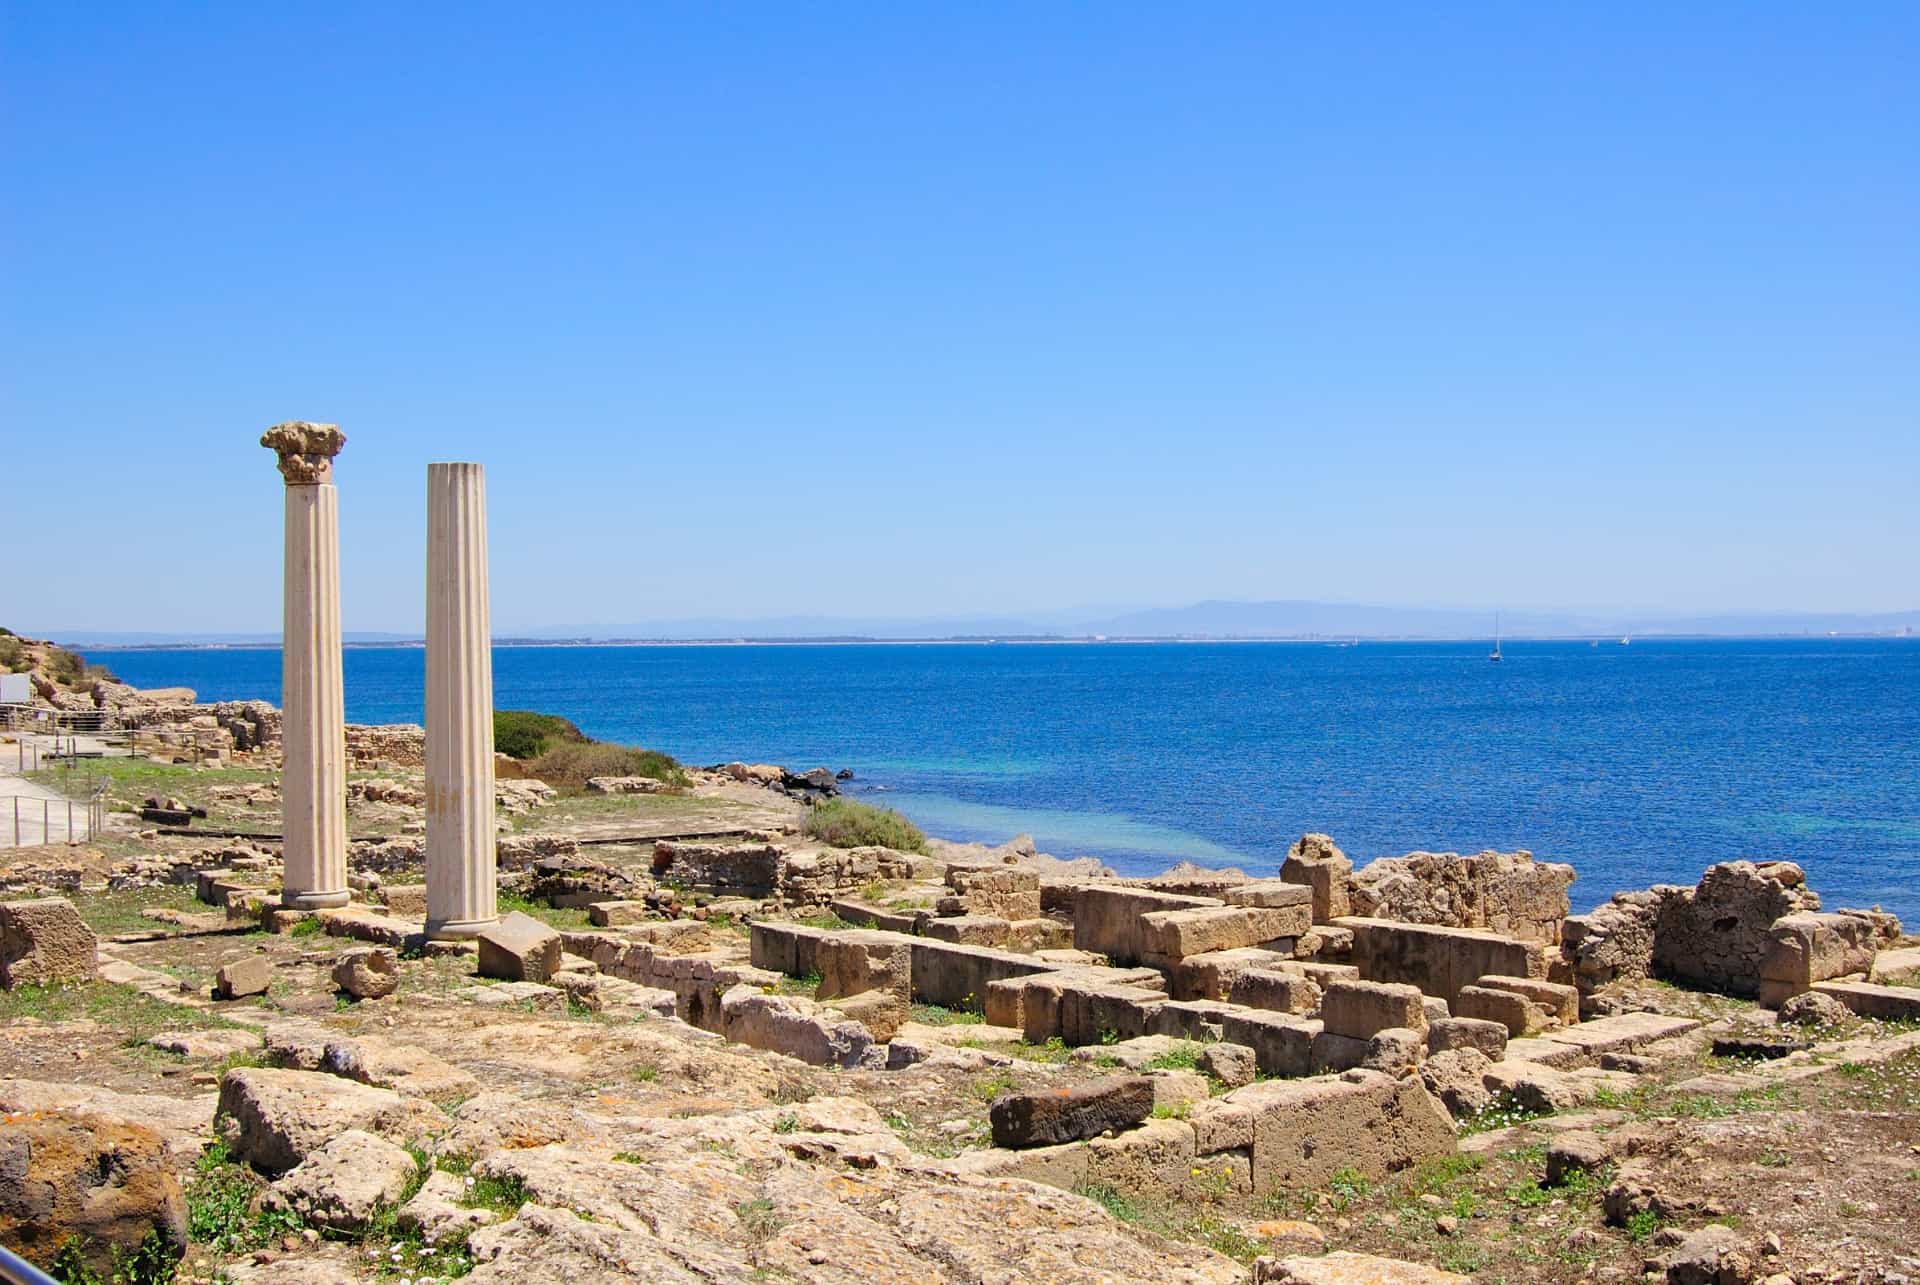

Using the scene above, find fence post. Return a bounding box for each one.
[66,800,73,845]
[42,799,49,844]
[12,797,17,846]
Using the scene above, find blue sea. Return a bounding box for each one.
[89,639,1920,923]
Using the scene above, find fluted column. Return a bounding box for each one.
[425,462,498,939]
[262,422,350,910]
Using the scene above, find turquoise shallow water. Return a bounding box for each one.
[90,639,1920,922]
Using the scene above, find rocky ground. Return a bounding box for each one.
[4,711,1920,1283]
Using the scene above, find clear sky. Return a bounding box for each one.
[4,4,1915,634]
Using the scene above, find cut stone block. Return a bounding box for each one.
[1811,979,1920,1022]
[1759,912,1887,1007]
[476,911,562,983]
[1229,968,1323,1016]
[719,984,875,1067]
[1534,1012,1700,1064]
[988,1074,1154,1148]
[1474,975,1579,1027]
[214,954,272,1000]
[1169,948,1299,1002]
[1226,1069,1454,1194]
[1220,1009,1320,1078]
[815,931,911,1003]
[1073,885,1221,963]
[1320,979,1428,1039]
[1426,1016,1508,1060]
[1140,905,1311,961]
[1453,985,1538,1036]
[1309,1030,1370,1074]
[922,915,1011,948]
[1280,832,1353,923]
[0,897,98,988]
[1199,1042,1256,1087]
[1146,998,1241,1041]
[1340,916,1546,1005]
[585,900,651,927]
[1224,880,1313,911]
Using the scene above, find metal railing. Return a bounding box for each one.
[0,1243,60,1285]
[4,790,105,847]
[0,702,108,734]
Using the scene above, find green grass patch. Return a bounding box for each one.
[496,891,592,930]
[969,1069,1020,1103]
[0,980,241,1046]
[801,799,927,852]
[909,1002,985,1026]
[1144,1042,1204,1072]
[64,886,206,939]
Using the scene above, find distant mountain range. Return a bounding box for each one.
[40,601,1919,647]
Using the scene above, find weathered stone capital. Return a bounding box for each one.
[262,421,346,485]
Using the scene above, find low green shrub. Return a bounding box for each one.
[493,709,590,760]
[529,741,686,789]
[802,799,926,852]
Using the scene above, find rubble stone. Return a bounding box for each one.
[0,1112,186,1276]
[266,1129,419,1232]
[331,947,400,999]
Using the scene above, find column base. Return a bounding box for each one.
[426,915,499,941]
[282,888,351,910]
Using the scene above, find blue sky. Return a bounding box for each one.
[4,4,1915,634]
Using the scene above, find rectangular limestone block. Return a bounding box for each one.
[1339,917,1546,1006]
[1072,885,1223,963]
[816,932,911,1002]
[1223,880,1313,910]
[1811,980,1920,1022]
[1453,985,1538,1036]
[1474,975,1580,1027]
[1168,948,1299,1002]
[1759,913,1883,1006]
[1426,1016,1509,1060]
[477,911,563,983]
[1147,998,1242,1041]
[1220,1009,1319,1078]
[1139,905,1310,960]
[586,900,652,927]
[748,921,830,977]
[921,915,1012,948]
[1531,1012,1701,1065]
[989,1074,1154,1147]
[1228,968,1323,1016]
[1227,1069,1455,1194]
[1309,1030,1370,1074]
[1320,979,1429,1039]
[1,898,99,988]
[1006,918,1074,952]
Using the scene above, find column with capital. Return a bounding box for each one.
[425,462,499,939]
[261,422,350,910]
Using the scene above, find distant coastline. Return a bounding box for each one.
[66,632,1920,652]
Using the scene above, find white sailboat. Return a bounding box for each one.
[1489,613,1503,662]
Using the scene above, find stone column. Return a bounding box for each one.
[262,422,351,910]
[425,463,498,939]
